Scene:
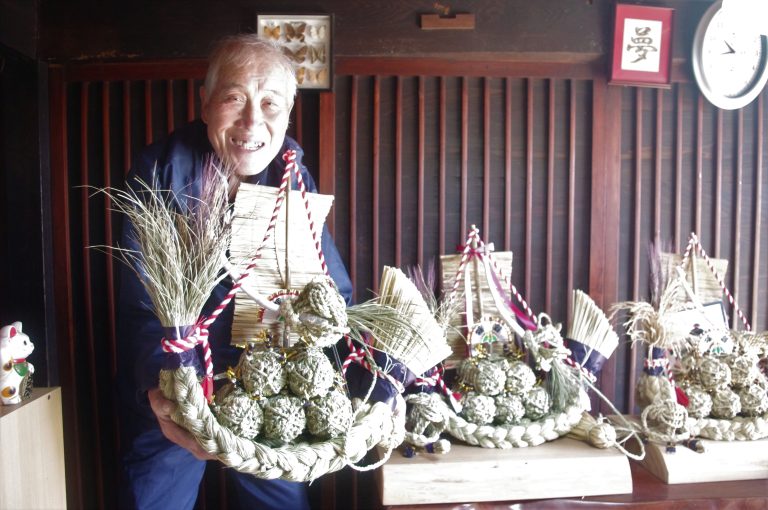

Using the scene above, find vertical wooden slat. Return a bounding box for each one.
[460,77,469,238]
[349,76,358,302]
[187,78,196,122]
[714,109,723,255]
[695,95,704,236]
[318,91,336,232]
[567,80,576,314]
[590,80,622,410]
[675,85,684,249]
[504,78,512,252]
[123,81,132,173]
[50,66,84,510]
[654,89,663,240]
[439,77,447,253]
[145,79,153,144]
[395,76,403,267]
[166,79,174,133]
[483,77,491,236]
[294,94,303,147]
[80,82,106,510]
[546,79,555,311]
[632,88,643,302]
[525,79,534,302]
[751,96,764,324]
[732,109,744,329]
[417,76,425,267]
[102,83,117,375]
[102,82,121,496]
[372,76,380,293]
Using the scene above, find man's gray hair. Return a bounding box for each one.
[204,34,297,103]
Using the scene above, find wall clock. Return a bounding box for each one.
[692,0,768,110]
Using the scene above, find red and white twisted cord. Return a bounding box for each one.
[284,151,328,275]
[680,232,751,331]
[414,366,462,409]
[446,226,537,326]
[341,337,405,394]
[161,322,214,400]
[476,238,538,326]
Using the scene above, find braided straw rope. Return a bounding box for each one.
[639,373,768,441]
[442,389,588,449]
[687,414,768,441]
[160,367,405,481]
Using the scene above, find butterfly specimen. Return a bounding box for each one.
[296,67,328,86]
[308,24,327,41]
[283,45,308,64]
[306,67,328,85]
[285,22,306,43]
[309,45,326,64]
[262,23,281,40]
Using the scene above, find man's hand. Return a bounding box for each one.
[147,388,216,461]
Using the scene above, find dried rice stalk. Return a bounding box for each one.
[611,276,689,352]
[93,159,233,327]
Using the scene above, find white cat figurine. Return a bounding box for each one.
[0,322,34,405]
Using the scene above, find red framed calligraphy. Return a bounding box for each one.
[610,4,674,88]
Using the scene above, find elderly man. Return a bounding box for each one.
[116,34,352,510]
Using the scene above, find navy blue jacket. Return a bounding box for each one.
[116,120,352,439]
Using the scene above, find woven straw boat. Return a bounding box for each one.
[158,152,409,480]
[631,233,768,444]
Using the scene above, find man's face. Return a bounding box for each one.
[201,64,292,176]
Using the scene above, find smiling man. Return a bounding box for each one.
[115,35,352,510]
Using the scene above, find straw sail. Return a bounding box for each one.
[228,182,334,346]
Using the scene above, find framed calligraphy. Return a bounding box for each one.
[610,4,674,88]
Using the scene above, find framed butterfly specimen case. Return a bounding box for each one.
[257,14,333,90]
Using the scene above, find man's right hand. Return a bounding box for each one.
[147,388,216,461]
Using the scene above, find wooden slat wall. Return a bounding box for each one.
[48,58,768,509]
[329,70,593,323]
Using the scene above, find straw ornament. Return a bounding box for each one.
[238,349,286,397]
[684,385,713,418]
[103,149,421,480]
[213,385,264,440]
[727,354,760,387]
[494,394,526,425]
[505,361,536,395]
[306,389,354,439]
[286,347,335,400]
[737,383,768,417]
[458,358,507,396]
[710,388,742,419]
[262,394,307,444]
[460,393,497,425]
[404,392,452,447]
[523,386,552,420]
[698,357,732,390]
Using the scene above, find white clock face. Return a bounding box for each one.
[701,9,765,98]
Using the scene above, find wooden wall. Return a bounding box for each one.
[9,0,768,508]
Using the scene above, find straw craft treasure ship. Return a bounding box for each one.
[616,233,768,445]
[107,151,456,481]
[407,226,631,450]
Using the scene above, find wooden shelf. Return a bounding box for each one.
[377,437,632,506]
[0,388,67,509]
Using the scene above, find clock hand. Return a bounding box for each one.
[723,41,736,55]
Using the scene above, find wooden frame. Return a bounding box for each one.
[610,4,674,88]
[256,14,333,90]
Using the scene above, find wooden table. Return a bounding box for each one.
[381,462,768,509]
